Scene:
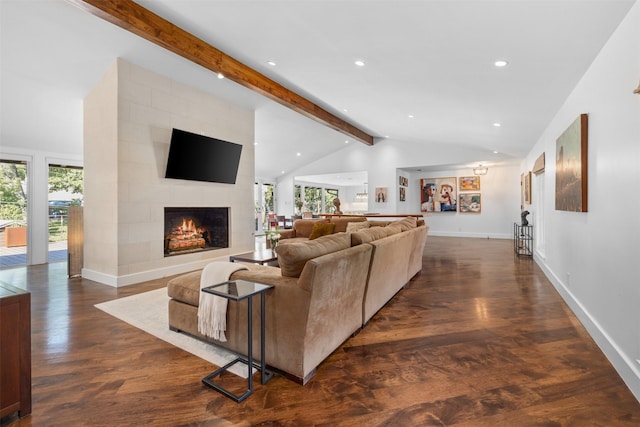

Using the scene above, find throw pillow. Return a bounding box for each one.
[308,222,336,240]
[345,221,370,233]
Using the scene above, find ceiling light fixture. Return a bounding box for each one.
[345,140,349,144]
[354,60,365,67]
[408,115,414,119]
[217,72,224,79]
[473,165,488,176]
[267,61,276,66]
[296,152,301,157]
[493,122,501,127]
[356,182,368,201]
[494,60,509,67]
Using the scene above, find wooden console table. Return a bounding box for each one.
[0,282,31,419]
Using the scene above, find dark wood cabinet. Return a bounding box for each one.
[0,282,31,419]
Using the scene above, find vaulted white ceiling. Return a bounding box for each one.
[1,0,634,180]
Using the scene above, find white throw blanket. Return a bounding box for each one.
[198,262,248,342]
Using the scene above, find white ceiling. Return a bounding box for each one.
[1,0,635,182]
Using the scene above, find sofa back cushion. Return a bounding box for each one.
[350,226,399,246]
[345,221,370,233]
[387,216,418,233]
[276,233,351,277]
[293,218,329,238]
[329,216,367,233]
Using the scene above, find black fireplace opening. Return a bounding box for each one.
[164,207,229,257]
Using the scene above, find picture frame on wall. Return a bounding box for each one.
[523,171,532,205]
[399,187,405,201]
[420,177,457,212]
[398,176,408,187]
[556,113,588,212]
[375,187,388,203]
[459,193,481,213]
[459,176,480,191]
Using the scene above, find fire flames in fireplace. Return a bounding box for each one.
[165,217,208,253]
[164,207,229,257]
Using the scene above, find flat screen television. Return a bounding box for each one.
[165,128,243,184]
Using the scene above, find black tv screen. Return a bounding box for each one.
[165,129,242,184]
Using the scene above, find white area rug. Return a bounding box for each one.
[95,287,246,377]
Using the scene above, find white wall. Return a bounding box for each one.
[522,1,640,400]
[83,59,255,287]
[407,165,521,239]
[277,138,522,238]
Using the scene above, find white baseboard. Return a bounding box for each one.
[427,231,511,239]
[81,253,235,288]
[534,255,640,403]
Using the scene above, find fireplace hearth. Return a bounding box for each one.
[164,207,229,256]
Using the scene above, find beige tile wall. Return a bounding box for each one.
[83,59,255,286]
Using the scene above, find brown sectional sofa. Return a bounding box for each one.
[167,217,428,384]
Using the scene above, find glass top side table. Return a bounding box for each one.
[200,279,274,402]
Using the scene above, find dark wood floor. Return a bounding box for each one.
[1,236,639,426]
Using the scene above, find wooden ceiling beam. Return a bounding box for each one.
[67,0,374,146]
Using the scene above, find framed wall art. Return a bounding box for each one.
[375,187,388,203]
[459,193,481,213]
[420,177,457,212]
[399,176,408,187]
[399,187,406,201]
[459,176,480,191]
[556,114,588,212]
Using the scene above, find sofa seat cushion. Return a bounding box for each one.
[167,270,202,306]
[276,233,351,277]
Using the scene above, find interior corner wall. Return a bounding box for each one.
[522,2,640,401]
[83,59,255,287]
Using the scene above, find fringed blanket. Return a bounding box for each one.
[198,262,248,342]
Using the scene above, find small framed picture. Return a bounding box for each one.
[399,187,406,201]
[459,193,481,213]
[459,176,480,191]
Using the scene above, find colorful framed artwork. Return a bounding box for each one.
[399,187,406,201]
[459,176,480,191]
[556,113,588,212]
[398,176,408,187]
[420,177,457,212]
[459,193,481,213]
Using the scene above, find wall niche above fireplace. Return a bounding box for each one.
[164,207,229,257]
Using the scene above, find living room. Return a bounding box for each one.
[1,0,639,424]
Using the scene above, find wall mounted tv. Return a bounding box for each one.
[165,128,243,184]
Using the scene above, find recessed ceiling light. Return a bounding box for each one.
[254,142,258,146]
[281,170,285,174]
[217,72,224,79]
[343,108,348,112]
[493,122,501,127]
[296,152,301,156]
[493,150,499,154]
[494,60,509,67]
[354,60,365,67]
[408,115,414,119]
[345,140,349,144]
[267,61,276,66]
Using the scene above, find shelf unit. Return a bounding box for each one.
[514,223,533,256]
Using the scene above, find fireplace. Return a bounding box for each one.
[164,207,229,257]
